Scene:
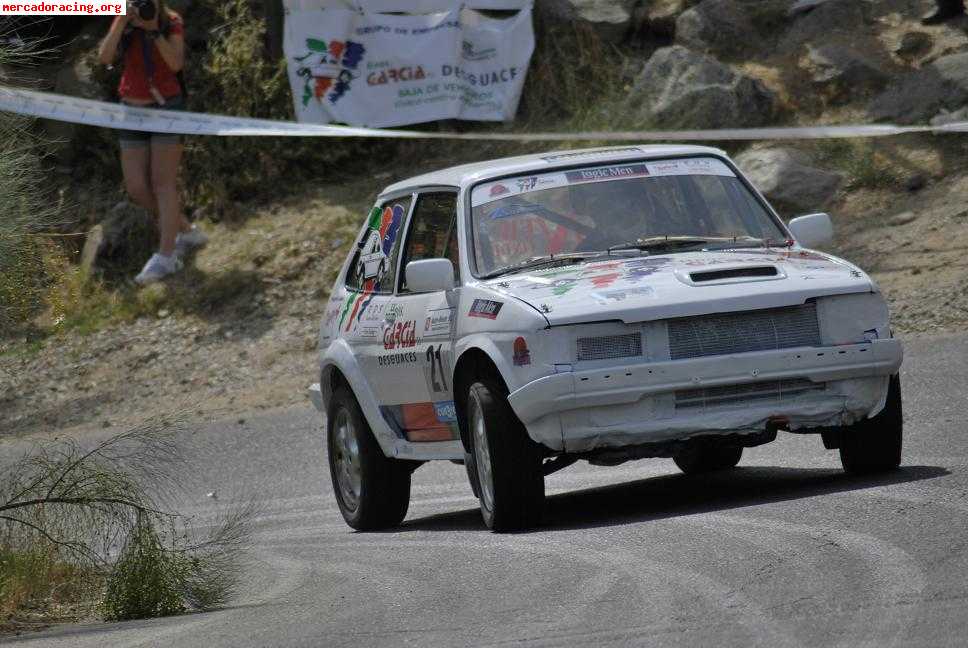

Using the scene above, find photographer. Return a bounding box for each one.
[98,0,207,285]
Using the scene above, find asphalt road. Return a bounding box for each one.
[11,334,968,647]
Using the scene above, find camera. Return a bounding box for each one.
[129,0,156,21]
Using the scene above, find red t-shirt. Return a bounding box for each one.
[117,16,184,102]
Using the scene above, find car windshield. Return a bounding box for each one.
[470,157,787,277]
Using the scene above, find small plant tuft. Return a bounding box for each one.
[811,140,902,190]
[102,516,185,620]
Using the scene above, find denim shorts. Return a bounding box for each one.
[118,95,185,149]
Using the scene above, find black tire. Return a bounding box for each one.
[674,443,743,475]
[327,385,411,530]
[465,378,545,532]
[839,374,903,474]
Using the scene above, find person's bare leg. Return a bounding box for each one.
[121,145,156,215]
[149,140,188,257]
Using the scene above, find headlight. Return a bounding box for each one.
[816,293,890,345]
[547,322,646,364]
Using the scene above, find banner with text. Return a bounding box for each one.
[282,5,534,128]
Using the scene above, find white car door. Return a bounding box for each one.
[378,190,461,443]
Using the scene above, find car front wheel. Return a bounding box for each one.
[839,374,903,474]
[327,385,411,530]
[466,378,545,532]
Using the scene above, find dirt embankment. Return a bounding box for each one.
[4,1,968,437]
[0,191,362,437]
[3,161,967,438]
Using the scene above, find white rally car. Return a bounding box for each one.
[309,146,903,532]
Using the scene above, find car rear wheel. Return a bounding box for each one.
[466,378,544,532]
[327,385,411,530]
[839,374,903,474]
[674,443,743,475]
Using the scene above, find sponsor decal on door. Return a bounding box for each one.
[468,299,503,319]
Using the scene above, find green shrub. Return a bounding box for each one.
[101,510,246,620]
[102,516,186,621]
[521,12,625,127]
[0,42,68,336]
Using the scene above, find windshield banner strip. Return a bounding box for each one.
[565,164,649,183]
[471,157,736,207]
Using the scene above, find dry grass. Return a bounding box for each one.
[810,139,902,190]
[0,546,100,633]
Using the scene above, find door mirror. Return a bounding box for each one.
[788,213,834,249]
[405,259,455,293]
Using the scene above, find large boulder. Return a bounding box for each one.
[868,52,968,124]
[649,0,695,19]
[803,42,891,103]
[624,46,776,129]
[931,106,968,126]
[735,148,843,215]
[45,55,102,164]
[778,0,866,55]
[540,0,638,42]
[626,0,699,41]
[894,31,933,63]
[80,202,157,279]
[675,0,757,57]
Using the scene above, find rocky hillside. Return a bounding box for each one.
[2,0,968,437]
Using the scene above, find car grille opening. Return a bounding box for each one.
[675,379,825,411]
[690,266,778,282]
[577,333,643,361]
[667,303,820,360]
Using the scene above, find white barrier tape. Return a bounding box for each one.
[2,85,967,142]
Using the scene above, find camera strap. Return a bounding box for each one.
[140,31,166,106]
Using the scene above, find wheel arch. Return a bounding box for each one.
[319,339,398,457]
[320,363,349,414]
[452,347,510,453]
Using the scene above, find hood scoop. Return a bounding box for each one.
[687,266,780,284]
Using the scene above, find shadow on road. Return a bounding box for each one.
[399,464,950,533]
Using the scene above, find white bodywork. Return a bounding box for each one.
[311,145,902,461]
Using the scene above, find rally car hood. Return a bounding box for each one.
[482,248,875,326]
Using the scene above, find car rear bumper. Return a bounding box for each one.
[507,339,902,452]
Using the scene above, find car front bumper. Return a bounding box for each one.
[507,339,903,452]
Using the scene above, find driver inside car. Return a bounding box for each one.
[573,180,654,252]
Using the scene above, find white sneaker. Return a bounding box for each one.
[135,253,183,285]
[175,225,209,257]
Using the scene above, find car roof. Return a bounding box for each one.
[379,144,728,197]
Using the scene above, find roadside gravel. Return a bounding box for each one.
[3,169,968,438]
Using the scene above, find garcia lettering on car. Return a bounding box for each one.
[383,319,417,350]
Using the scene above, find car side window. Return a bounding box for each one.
[344,196,412,294]
[398,192,459,293]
